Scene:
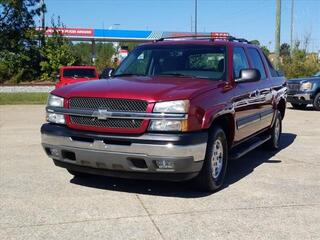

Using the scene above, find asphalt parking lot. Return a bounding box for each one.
[0,105,319,240]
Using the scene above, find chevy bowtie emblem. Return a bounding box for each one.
[96,109,110,120]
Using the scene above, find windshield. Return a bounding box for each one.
[314,71,320,77]
[114,45,226,80]
[63,69,96,78]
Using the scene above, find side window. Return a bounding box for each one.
[248,48,267,79]
[233,47,249,79]
[264,54,278,77]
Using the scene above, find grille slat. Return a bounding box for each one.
[68,97,147,129]
[288,84,300,91]
[69,97,148,112]
[70,116,143,129]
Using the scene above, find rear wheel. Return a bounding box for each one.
[313,92,320,111]
[264,110,282,150]
[67,169,92,178]
[194,126,228,192]
[291,103,307,110]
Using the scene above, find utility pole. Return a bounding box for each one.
[274,0,281,70]
[40,0,45,46]
[191,15,193,32]
[194,0,198,35]
[290,0,294,53]
[40,0,45,29]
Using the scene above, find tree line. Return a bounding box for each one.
[0,0,319,84]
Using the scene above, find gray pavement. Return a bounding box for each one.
[0,105,319,240]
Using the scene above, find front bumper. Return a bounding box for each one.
[41,124,207,181]
[287,92,313,104]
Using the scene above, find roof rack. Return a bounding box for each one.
[156,32,251,44]
[155,34,212,42]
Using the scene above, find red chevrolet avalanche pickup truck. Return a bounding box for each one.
[41,33,287,192]
[55,66,99,89]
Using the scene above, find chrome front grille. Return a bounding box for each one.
[68,97,147,130]
[70,116,143,129]
[288,83,300,91]
[69,97,148,112]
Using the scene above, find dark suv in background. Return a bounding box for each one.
[287,71,320,110]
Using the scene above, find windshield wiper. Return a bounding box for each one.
[158,73,190,77]
[113,73,146,77]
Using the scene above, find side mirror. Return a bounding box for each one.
[235,69,261,83]
[56,74,60,82]
[100,68,115,79]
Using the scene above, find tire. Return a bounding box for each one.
[313,92,320,111]
[193,126,228,192]
[264,110,282,150]
[67,169,92,178]
[291,103,307,110]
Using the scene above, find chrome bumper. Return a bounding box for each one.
[287,93,312,101]
[41,130,206,175]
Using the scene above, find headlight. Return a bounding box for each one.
[46,94,65,124]
[149,100,189,131]
[153,100,189,113]
[47,94,64,107]
[300,82,313,91]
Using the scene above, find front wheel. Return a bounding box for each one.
[313,92,320,111]
[194,126,228,192]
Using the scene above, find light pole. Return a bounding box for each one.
[274,0,281,70]
[290,0,294,53]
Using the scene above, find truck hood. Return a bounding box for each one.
[52,76,223,102]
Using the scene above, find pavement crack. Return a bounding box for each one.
[135,194,165,240]
[0,214,148,230]
[148,202,320,218]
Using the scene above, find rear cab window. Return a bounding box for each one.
[63,69,97,78]
[264,54,279,77]
[247,48,267,79]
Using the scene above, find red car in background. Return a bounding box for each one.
[55,66,99,88]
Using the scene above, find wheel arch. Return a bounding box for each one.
[209,113,235,148]
[277,98,286,119]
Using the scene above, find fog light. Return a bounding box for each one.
[46,113,66,124]
[50,148,60,157]
[155,159,175,169]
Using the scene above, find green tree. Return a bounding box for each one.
[250,40,260,46]
[0,0,44,83]
[40,18,76,80]
[72,42,92,65]
[260,46,270,56]
[280,41,320,79]
[95,43,115,72]
[280,43,290,58]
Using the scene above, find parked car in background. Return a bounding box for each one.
[287,72,320,110]
[55,66,99,88]
[42,33,287,192]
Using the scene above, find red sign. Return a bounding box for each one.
[44,28,93,37]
